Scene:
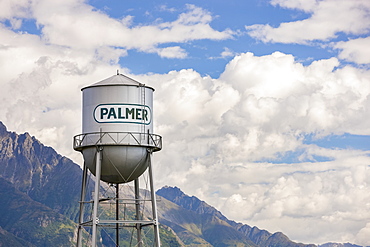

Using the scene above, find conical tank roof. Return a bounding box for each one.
[82,74,154,91]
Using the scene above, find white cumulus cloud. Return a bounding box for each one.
[247,0,370,44]
[335,37,370,64]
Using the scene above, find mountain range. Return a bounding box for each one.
[0,121,365,247]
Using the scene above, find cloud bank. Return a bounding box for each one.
[139,53,370,244]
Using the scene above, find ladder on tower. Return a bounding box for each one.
[140,84,146,141]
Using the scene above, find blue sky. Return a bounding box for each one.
[87,0,339,76]
[1,0,370,245]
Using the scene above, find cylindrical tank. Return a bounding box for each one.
[75,74,160,184]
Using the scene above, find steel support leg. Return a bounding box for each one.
[148,154,161,247]
[77,162,88,247]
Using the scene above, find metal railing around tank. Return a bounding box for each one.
[73,132,162,152]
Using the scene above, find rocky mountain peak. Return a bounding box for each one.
[0,121,9,139]
[157,186,230,222]
[157,186,185,200]
[0,122,84,218]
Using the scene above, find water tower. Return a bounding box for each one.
[74,73,162,246]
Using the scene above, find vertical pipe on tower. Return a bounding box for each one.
[135,178,142,247]
[116,184,119,247]
[92,147,102,247]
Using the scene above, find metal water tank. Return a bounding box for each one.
[73,74,162,183]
